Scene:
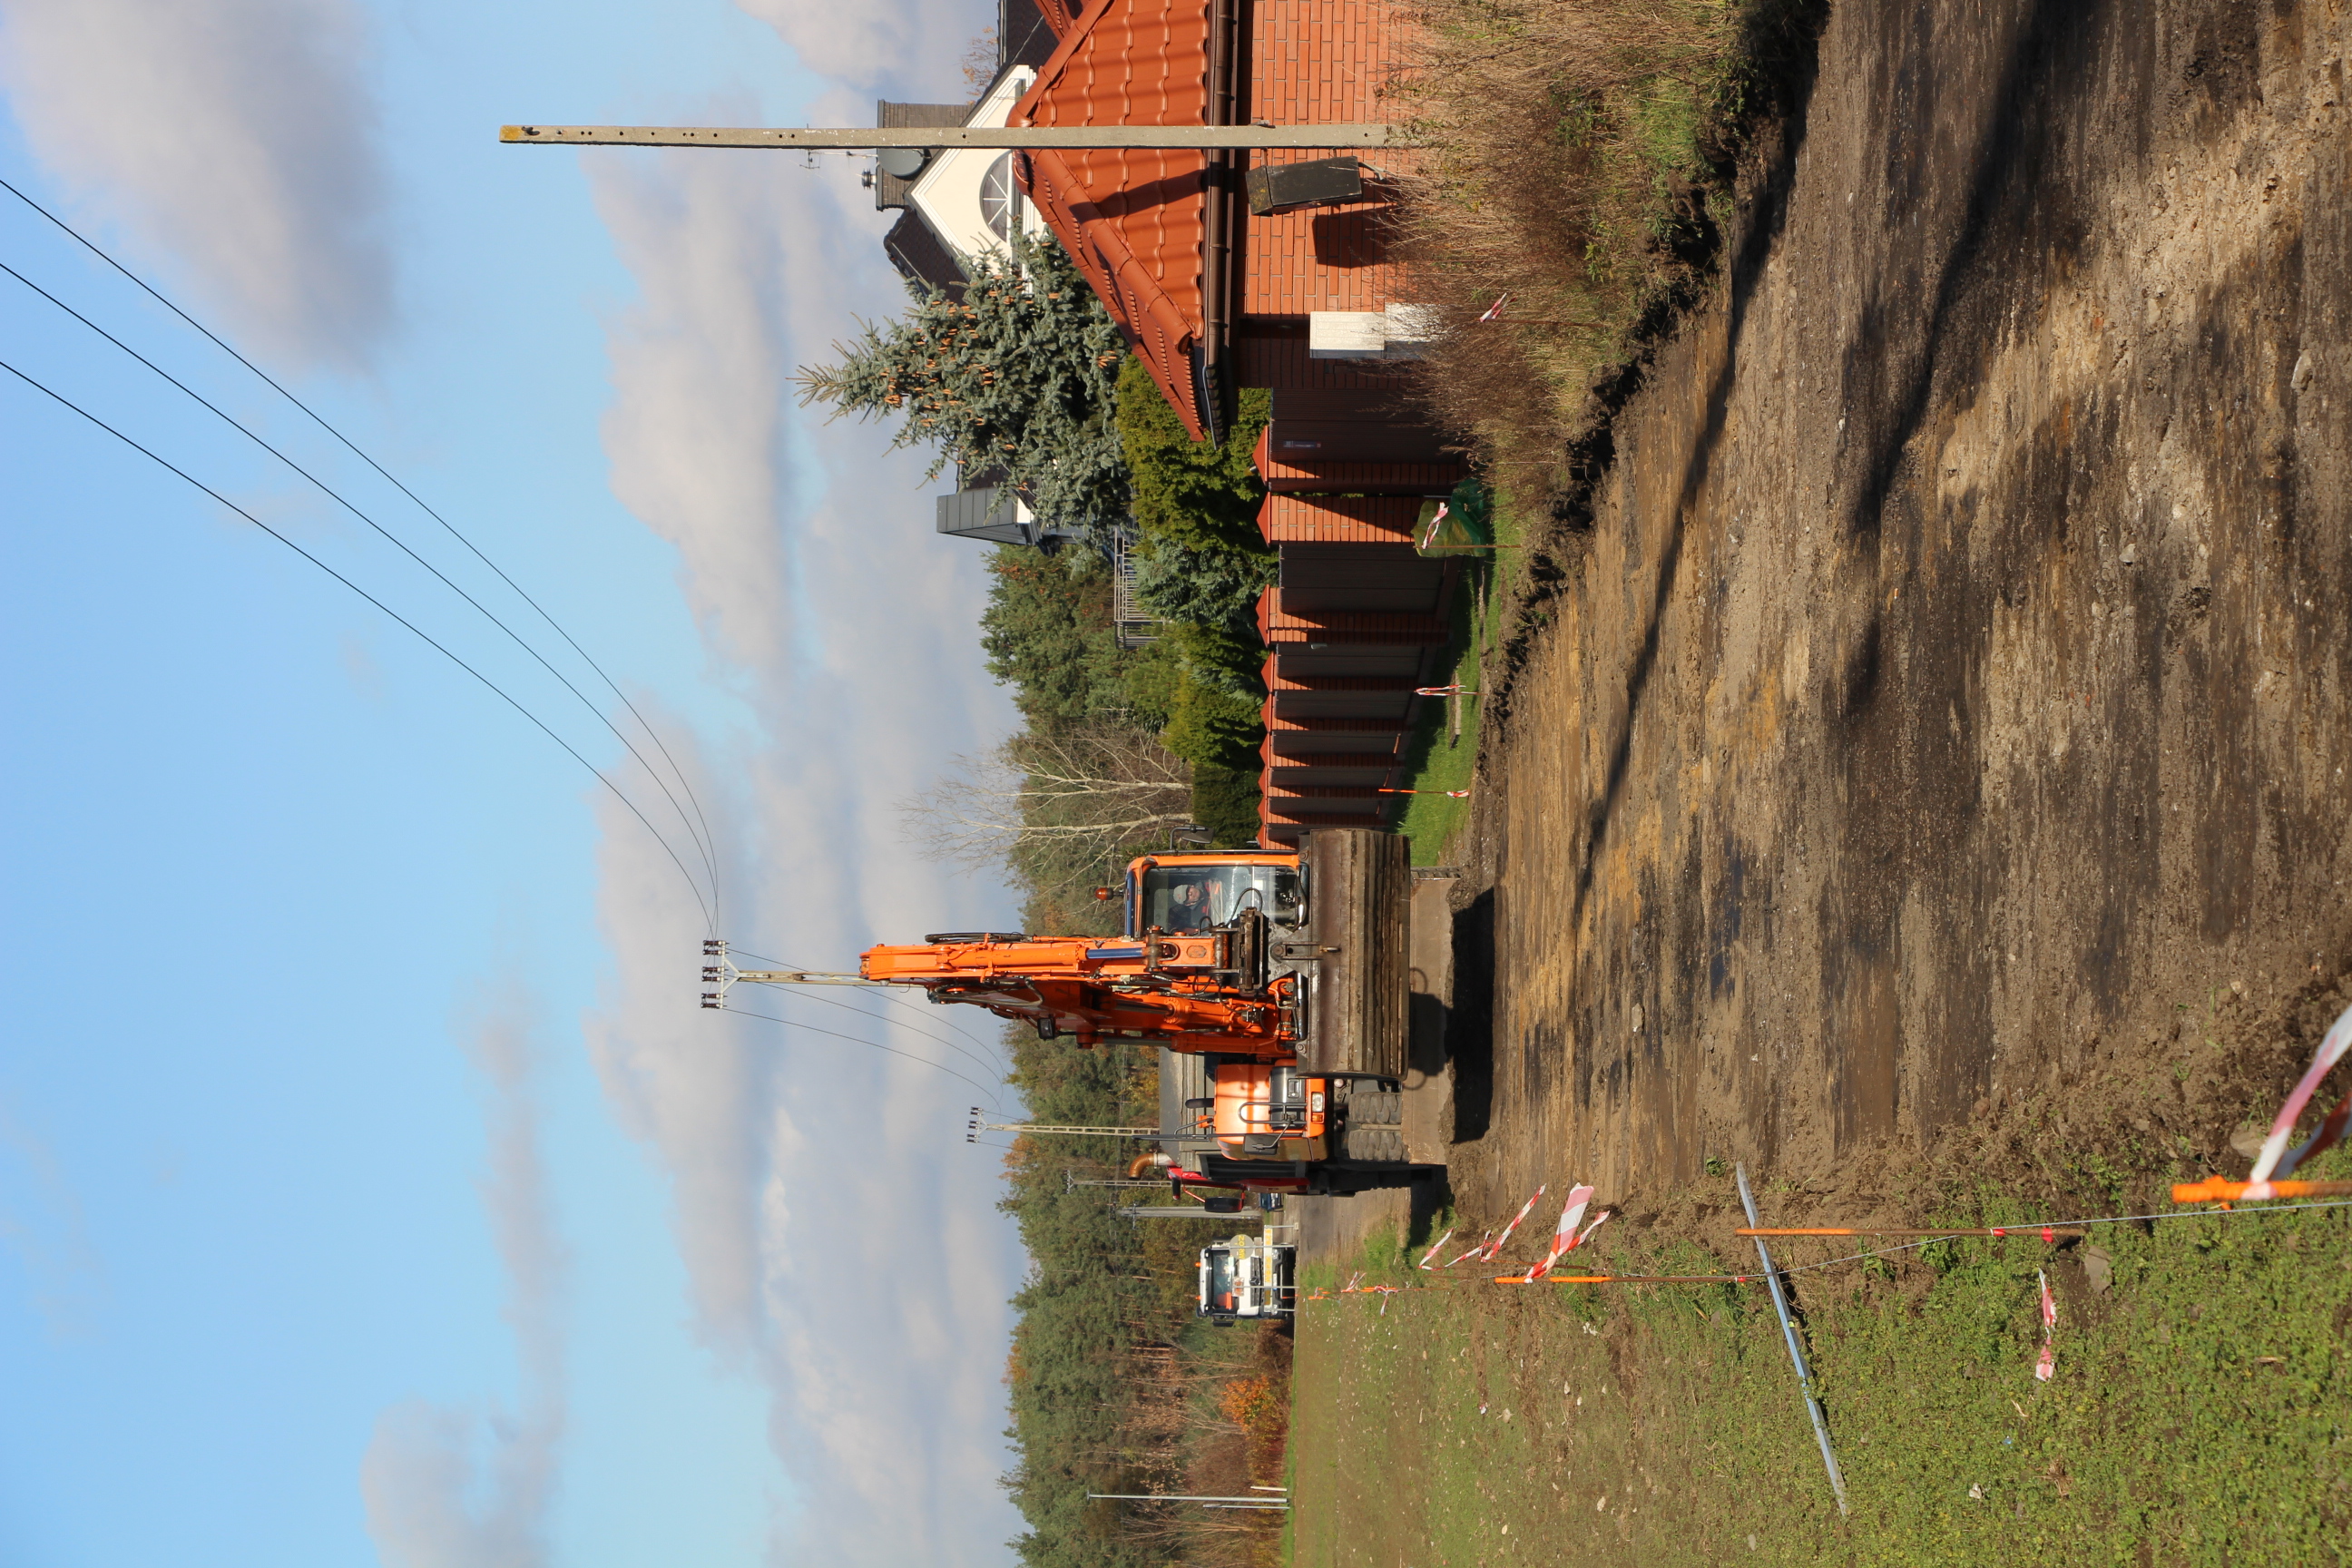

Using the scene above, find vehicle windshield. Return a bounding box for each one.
[1201,1250,1237,1313]
[1140,865,1303,933]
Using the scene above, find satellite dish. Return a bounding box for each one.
[877,146,931,179]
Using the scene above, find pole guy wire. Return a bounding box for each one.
[1738,1163,1849,1516]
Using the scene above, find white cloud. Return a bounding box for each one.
[362,1399,564,1568]
[731,0,996,100]
[0,1094,103,1338]
[582,137,1031,1568]
[362,986,568,1568]
[587,777,1031,1568]
[0,0,396,370]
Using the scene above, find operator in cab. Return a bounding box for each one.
[1134,860,1304,935]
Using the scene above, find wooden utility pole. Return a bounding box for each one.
[500,123,1408,151]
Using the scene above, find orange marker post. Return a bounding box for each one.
[1493,1273,1759,1286]
[2171,1177,2352,1204]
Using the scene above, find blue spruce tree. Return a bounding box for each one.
[794,235,1131,540]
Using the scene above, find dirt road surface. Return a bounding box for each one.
[1435,0,2352,1225]
[1291,0,2351,1263]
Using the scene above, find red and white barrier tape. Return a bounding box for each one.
[1447,1230,1494,1268]
[1417,1229,1455,1270]
[2034,1269,2057,1381]
[1484,1188,1546,1260]
[2240,999,2352,1198]
[1417,503,1451,550]
[1524,1184,1612,1281]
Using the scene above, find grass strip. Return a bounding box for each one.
[1289,1152,2352,1566]
[1391,495,1528,861]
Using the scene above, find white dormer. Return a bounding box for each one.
[906,67,1050,264]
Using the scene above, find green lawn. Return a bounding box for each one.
[1289,1155,2352,1566]
[1392,493,1524,864]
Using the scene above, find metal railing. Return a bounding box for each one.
[1110,528,1161,649]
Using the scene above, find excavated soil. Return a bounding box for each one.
[1424,0,2352,1231]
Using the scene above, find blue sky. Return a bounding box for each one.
[0,2,1033,1564]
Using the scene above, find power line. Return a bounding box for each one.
[720,1003,1007,1109]
[729,945,1015,1067]
[0,173,722,919]
[0,355,713,932]
[0,256,721,918]
[741,978,1009,1086]
[877,992,1019,1073]
[728,946,1016,1073]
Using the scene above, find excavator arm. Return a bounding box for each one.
[858,930,1296,1056]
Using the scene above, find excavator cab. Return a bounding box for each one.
[1129,854,1304,936]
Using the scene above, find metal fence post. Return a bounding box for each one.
[1736,1162,1850,1517]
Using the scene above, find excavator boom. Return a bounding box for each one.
[859,932,1294,1054]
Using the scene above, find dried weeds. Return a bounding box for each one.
[1382,0,1779,495]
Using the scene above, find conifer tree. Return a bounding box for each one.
[794,235,1131,536]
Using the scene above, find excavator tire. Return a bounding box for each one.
[1338,1087,1406,1164]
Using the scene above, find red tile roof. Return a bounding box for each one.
[1012,0,1214,435]
[1252,426,1460,494]
[1257,493,1422,544]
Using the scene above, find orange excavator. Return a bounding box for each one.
[858,828,1436,1198]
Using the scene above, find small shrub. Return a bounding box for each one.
[1115,356,1271,554]
[1191,762,1264,846]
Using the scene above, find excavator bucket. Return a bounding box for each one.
[1292,828,1411,1079]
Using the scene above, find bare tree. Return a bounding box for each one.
[897,725,1195,882]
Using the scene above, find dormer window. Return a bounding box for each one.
[980,153,1023,242]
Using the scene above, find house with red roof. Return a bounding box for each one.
[1008,0,1463,846]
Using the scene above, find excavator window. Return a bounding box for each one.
[1139,866,1303,934]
